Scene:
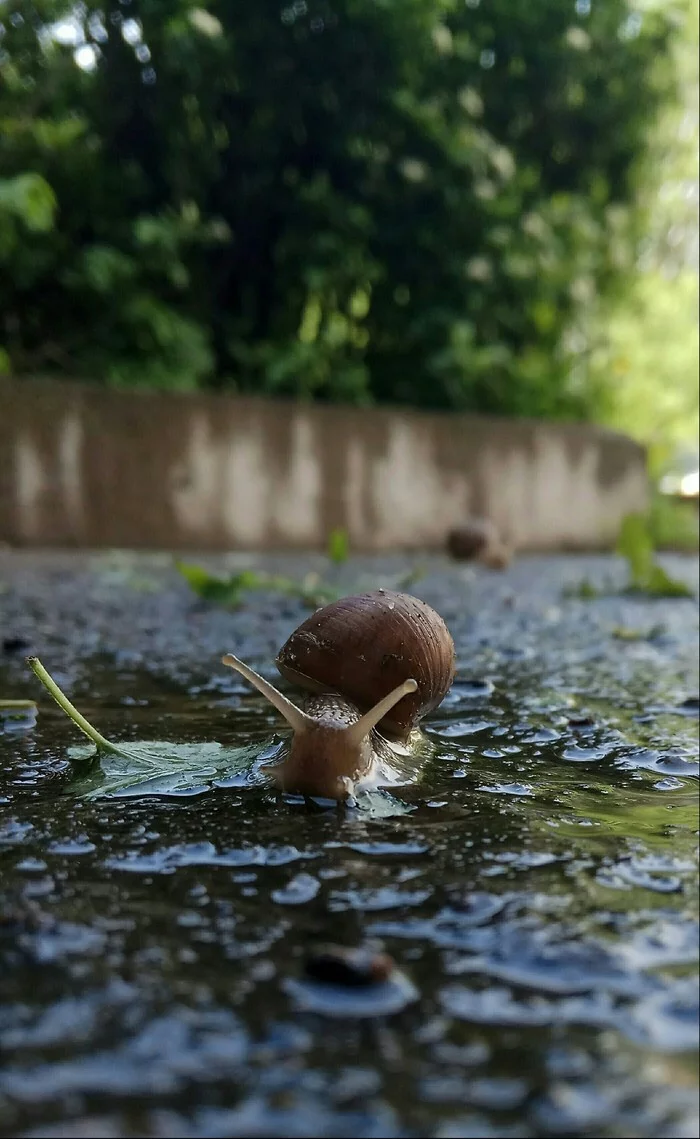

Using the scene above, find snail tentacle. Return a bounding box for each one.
[221,653,313,734]
[345,678,418,748]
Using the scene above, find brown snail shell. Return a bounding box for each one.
[276,590,456,741]
[446,518,500,561]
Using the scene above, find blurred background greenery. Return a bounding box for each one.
[1,1,697,471]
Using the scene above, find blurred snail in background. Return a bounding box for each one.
[446,518,513,570]
[222,590,456,800]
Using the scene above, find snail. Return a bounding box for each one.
[447,518,498,561]
[222,590,456,800]
[447,518,513,570]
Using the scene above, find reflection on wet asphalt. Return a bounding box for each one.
[1,551,698,1138]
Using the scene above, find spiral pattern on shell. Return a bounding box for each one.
[276,590,456,740]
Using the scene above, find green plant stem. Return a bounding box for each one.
[26,656,119,753]
[0,699,37,710]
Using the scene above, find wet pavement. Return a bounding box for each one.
[1,548,698,1138]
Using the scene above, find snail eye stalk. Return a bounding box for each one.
[345,679,418,746]
[221,653,313,734]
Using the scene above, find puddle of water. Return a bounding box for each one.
[1,572,699,1139]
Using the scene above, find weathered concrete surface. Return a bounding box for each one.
[0,378,649,551]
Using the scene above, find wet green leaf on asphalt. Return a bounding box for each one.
[626,562,695,599]
[565,515,694,601]
[175,561,261,606]
[563,577,603,600]
[174,560,346,609]
[66,738,262,798]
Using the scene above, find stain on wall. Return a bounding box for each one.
[0,379,649,551]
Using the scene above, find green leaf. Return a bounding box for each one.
[635,563,694,598]
[81,245,136,293]
[174,560,254,605]
[616,512,654,589]
[0,173,57,233]
[67,738,262,799]
[64,739,415,817]
[175,560,346,610]
[327,527,350,564]
[564,577,603,600]
[616,513,694,597]
[27,656,269,797]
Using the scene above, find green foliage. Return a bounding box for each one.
[564,577,602,601]
[0,0,691,424]
[616,513,694,597]
[592,0,699,453]
[66,738,259,799]
[174,561,346,608]
[0,172,56,233]
[327,528,350,565]
[591,270,699,453]
[616,514,655,589]
[175,556,427,609]
[174,561,263,606]
[631,563,694,599]
[565,511,695,599]
[28,656,260,796]
[648,493,699,553]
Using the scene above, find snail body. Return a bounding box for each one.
[223,590,456,800]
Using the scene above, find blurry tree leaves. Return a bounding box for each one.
[591,0,699,455]
[0,173,57,232]
[0,0,694,438]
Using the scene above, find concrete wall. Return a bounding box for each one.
[0,379,649,551]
